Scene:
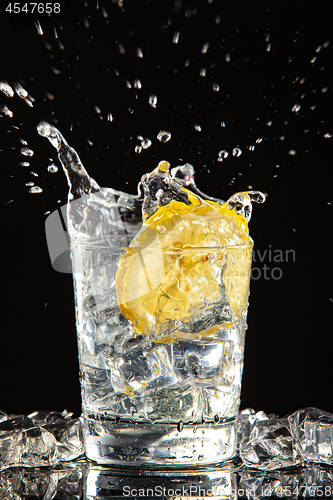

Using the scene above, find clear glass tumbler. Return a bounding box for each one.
[70,203,253,467]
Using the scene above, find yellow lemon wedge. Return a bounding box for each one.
[115,162,263,340]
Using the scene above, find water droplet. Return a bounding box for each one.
[173,31,180,44]
[267,120,272,126]
[25,182,34,187]
[157,130,171,142]
[217,150,228,161]
[194,124,201,131]
[315,45,322,53]
[20,147,34,157]
[141,138,152,149]
[29,186,43,194]
[266,43,271,52]
[94,105,101,114]
[279,136,285,141]
[34,20,43,35]
[201,42,209,54]
[20,162,30,167]
[292,103,301,113]
[177,421,183,432]
[215,14,221,24]
[288,149,296,155]
[249,145,255,151]
[200,68,206,77]
[134,79,142,89]
[212,83,220,92]
[221,121,226,127]
[136,47,143,58]
[0,104,13,117]
[225,53,230,62]
[47,164,58,173]
[117,42,126,54]
[214,414,220,423]
[149,95,157,108]
[321,87,328,93]
[255,138,263,143]
[310,56,317,64]
[135,144,142,154]
[232,147,242,157]
[0,81,14,97]
[45,91,55,101]
[30,171,38,177]
[107,113,113,122]
[323,133,332,138]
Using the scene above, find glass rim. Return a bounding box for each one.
[70,241,253,251]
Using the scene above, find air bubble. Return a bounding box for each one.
[232,147,242,157]
[149,95,157,108]
[177,421,183,432]
[157,130,171,143]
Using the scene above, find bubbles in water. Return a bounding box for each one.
[232,147,242,157]
[47,164,58,173]
[149,95,157,108]
[20,147,34,157]
[29,186,43,194]
[217,150,228,161]
[157,130,171,143]
[292,103,301,113]
[212,83,220,92]
[0,81,14,97]
[0,104,13,117]
[194,124,202,131]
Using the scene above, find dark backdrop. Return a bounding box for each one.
[1,0,332,418]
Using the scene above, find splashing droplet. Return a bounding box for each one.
[141,138,152,149]
[0,81,14,97]
[217,150,228,161]
[149,95,157,108]
[173,31,180,44]
[47,164,58,173]
[232,147,242,157]
[292,103,301,113]
[157,130,171,142]
[21,147,34,157]
[1,104,13,117]
[29,186,43,194]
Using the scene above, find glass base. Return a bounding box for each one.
[82,414,237,468]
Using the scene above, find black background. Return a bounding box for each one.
[1,0,332,419]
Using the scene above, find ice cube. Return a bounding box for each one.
[237,409,270,450]
[0,416,58,470]
[108,345,178,396]
[239,416,301,470]
[173,339,235,386]
[288,407,333,465]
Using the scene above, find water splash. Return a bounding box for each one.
[0,82,14,97]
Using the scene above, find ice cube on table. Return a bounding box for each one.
[239,416,301,470]
[288,407,333,465]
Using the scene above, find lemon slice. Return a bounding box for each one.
[115,162,263,339]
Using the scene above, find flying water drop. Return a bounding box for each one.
[291,103,301,113]
[20,147,34,157]
[29,186,43,194]
[47,164,58,173]
[232,147,242,157]
[1,105,13,117]
[217,150,228,161]
[157,130,171,143]
[149,95,157,108]
[194,124,201,131]
[0,82,14,97]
